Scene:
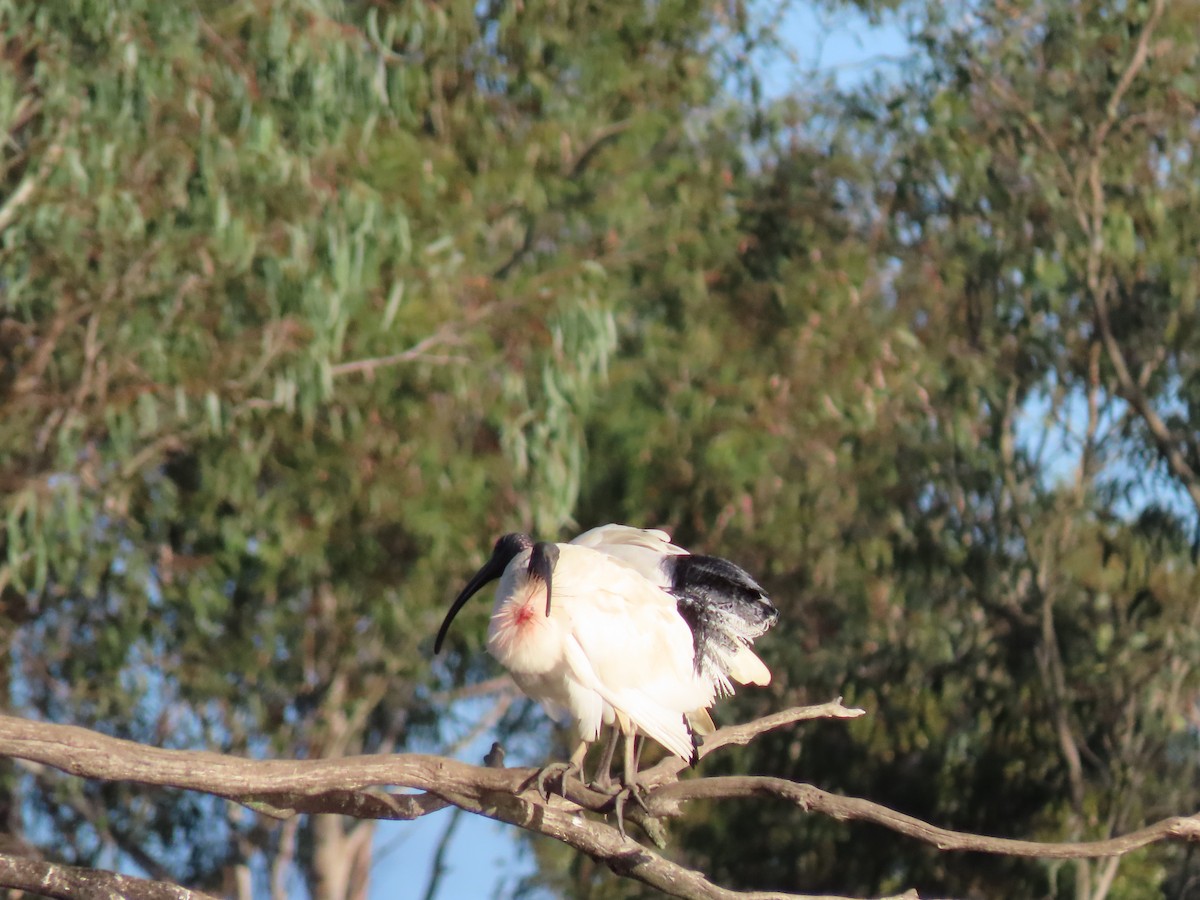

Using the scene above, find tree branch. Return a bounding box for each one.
[1093,0,1166,152]
[649,777,1200,860]
[1091,280,1200,515]
[329,328,467,378]
[0,853,219,900]
[1079,0,1200,516]
[639,698,867,788]
[492,120,633,280]
[1,702,1199,900]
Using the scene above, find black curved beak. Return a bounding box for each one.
[529,542,560,616]
[435,533,532,653]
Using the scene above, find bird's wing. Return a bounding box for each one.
[553,544,708,761]
[571,524,686,553]
[562,630,697,760]
[569,524,689,585]
[670,555,778,692]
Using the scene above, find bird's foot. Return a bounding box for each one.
[611,780,651,839]
[533,761,578,802]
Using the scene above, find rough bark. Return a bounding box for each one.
[0,702,1196,900]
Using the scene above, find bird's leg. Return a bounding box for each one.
[611,729,652,839]
[631,731,645,773]
[570,739,589,773]
[622,732,649,810]
[589,726,620,792]
[623,729,637,788]
[534,740,588,802]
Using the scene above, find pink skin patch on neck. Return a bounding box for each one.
[513,602,539,627]
[492,586,549,650]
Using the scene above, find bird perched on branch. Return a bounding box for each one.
[434,525,778,804]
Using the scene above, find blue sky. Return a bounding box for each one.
[368,7,913,899]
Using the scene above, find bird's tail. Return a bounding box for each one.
[726,644,771,686]
[687,707,716,736]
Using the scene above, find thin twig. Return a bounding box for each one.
[330,330,465,378]
[441,691,516,758]
[640,698,866,788]
[428,674,517,704]
[1093,0,1166,151]
[649,777,1200,860]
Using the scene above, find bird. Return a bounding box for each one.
[433,525,778,804]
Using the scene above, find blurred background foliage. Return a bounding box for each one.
[1,0,1199,898]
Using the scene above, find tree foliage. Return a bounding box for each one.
[0,0,749,892]
[573,1,1200,898]
[1,0,1199,898]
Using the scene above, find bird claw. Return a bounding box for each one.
[533,761,576,802]
[612,781,650,839]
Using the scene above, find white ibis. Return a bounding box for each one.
[433,525,778,811]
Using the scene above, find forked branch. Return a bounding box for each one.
[0,702,1198,900]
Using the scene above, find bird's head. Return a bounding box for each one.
[434,532,533,653]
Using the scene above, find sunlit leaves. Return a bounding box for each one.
[0,0,761,888]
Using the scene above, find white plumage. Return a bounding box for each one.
[434,525,778,776]
[571,525,775,695]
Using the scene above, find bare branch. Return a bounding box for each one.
[0,853,219,900]
[0,705,879,900]
[2,703,1199,900]
[492,120,633,280]
[649,777,1200,860]
[565,120,634,181]
[640,698,866,788]
[1091,281,1200,515]
[492,207,536,281]
[330,329,466,378]
[428,674,517,704]
[1094,0,1166,151]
